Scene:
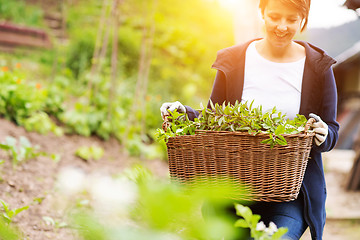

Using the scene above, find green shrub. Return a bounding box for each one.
[0,68,64,136]
[65,31,96,79]
[0,70,47,124]
[0,0,44,27]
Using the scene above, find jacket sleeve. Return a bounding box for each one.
[207,70,227,108]
[184,105,200,121]
[314,67,340,152]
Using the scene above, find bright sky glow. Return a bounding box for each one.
[308,0,358,28]
[218,0,358,29]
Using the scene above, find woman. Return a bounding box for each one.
[160,0,339,239]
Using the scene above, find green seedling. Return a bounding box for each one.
[0,136,59,168]
[0,136,40,167]
[75,145,104,161]
[42,216,68,229]
[0,199,29,224]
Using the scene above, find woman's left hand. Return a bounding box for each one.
[309,113,328,146]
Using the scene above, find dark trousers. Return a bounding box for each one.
[202,192,308,240]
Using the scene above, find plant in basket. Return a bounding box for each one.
[157,100,313,148]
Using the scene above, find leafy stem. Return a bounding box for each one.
[157,101,309,148]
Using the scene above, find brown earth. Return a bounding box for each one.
[0,117,168,239]
[0,117,359,240]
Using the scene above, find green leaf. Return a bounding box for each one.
[209,100,215,110]
[0,144,11,151]
[261,138,273,145]
[276,135,287,146]
[234,204,252,222]
[4,137,16,147]
[234,219,249,228]
[11,205,29,218]
[50,154,61,163]
[250,214,261,228]
[42,216,55,226]
[275,125,285,135]
[218,116,224,126]
[90,146,104,160]
[2,213,11,224]
[0,199,9,213]
[272,227,288,239]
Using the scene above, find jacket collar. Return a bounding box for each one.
[295,40,336,74]
[212,39,336,75]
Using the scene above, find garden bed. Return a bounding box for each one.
[0,117,168,239]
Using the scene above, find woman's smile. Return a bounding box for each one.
[274,31,287,38]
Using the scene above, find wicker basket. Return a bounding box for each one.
[165,118,315,202]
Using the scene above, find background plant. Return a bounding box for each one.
[0,217,21,240]
[0,0,44,27]
[0,0,235,158]
[0,199,29,224]
[0,136,58,168]
[54,164,288,240]
[0,68,64,136]
[0,69,46,123]
[75,145,104,161]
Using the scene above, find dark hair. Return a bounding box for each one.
[259,0,311,32]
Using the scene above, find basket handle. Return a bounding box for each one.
[304,117,316,133]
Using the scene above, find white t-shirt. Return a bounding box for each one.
[242,41,306,120]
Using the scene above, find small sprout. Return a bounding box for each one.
[42,216,68,229]
[42,216,55,226]
[75,145,104,161]
[33,197,45,204]
[0,199,29,224]
[0,136,55,168]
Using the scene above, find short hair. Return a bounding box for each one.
[259,0,311,32]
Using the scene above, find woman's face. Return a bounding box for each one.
[262,0,303,49]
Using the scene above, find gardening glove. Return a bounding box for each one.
[309,113,328,146]
[160,101,186,120]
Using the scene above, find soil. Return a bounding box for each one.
[0,117,359,240]
[0,118,168,239]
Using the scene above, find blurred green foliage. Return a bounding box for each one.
[66,164,287,240]
[63,0,234,103]
[0,68,64,136]
[75,145,104,161]
[69,164,242,240]
[0,0,234,158]
[0,217,21,240]
[0,0,44,27]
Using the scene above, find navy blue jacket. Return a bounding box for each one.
[185,39,339,239]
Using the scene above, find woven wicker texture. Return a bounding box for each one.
[166,130,314,202]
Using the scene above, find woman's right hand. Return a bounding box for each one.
[160,101,186,120]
